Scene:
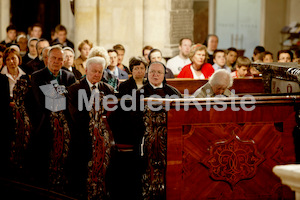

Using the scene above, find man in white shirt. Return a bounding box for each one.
[166,38,192,75]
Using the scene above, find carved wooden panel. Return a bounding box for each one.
[11,79,32,169]
[167,104,297,200]
[142,106,168,200]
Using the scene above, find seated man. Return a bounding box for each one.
[193,69,233,98]
[167,38,192,75]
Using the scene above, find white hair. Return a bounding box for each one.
[88,46,110,68]
[208,69,233,88]
[86,56,106,71]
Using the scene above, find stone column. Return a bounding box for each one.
[74,0,98,57]
[273,164,300,200]
[60,0,75,48]
[143,0,193,58]
[0,0,10,41]
[99,0,143,66]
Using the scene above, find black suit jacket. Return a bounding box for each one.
[22,57,45,75]
[62,66,82,80]
[31,67,76,110]
[118,76,146,98]
[67,78,114,192]
[30,67,76,133]
[67,77,114,124]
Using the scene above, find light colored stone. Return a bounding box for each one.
[0,0,10,42]
[273,164,300,200]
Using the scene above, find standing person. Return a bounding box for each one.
[148,49,174,78]
[30,45,76,188]
[74,39,93,76]
[212,49,231,72]
[167,38,192,76]
[51,24,74,49]
[113,44,130,74]
[0,25,17,47]
[67,56,114,199]
[226,47,238,71]
[177,44,214,79]
[62,47,82,80]
[203,34,218,65]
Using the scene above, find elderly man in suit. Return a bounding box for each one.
[67,56,114,199]
[30,45,76,187]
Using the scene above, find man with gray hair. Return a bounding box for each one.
[67,56,114,198]
[193,69,233,98]
[62,47,82,80]
[30,44,76,187]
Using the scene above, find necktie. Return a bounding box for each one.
[91,85,96,90]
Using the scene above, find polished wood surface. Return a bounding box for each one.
[166,77,265,95]
[166,97,298,199]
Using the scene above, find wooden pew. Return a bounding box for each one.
[140,96,300,200]
[166,77,265,95]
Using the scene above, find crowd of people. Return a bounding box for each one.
[0,23,299,199]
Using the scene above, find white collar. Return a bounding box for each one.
[150,82,163,89]
[28,53,37,60]
[86,78,99,89]
[1,66,26,80]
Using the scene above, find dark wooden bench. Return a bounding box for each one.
[166,77,265,95]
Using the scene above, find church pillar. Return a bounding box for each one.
[0,0,10,41]
[60,0,75,49]
[74,0,98,57]
[143,0,193,58]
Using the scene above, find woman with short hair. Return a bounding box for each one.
[177,44,214,79]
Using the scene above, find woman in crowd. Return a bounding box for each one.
[1,48,27,97]
[138,61,182,98]
[118,56,147,97]
[74,39,93,75]
[177,44,214,79]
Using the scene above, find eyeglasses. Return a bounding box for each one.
[149,70,164,75]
